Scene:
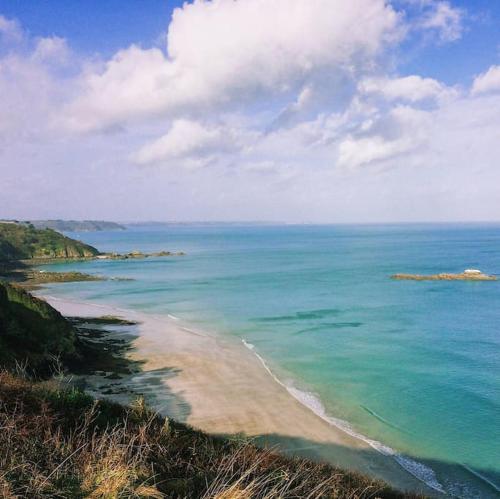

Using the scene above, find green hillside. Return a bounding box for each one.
[0,222,99,260]
[0,281,78,373]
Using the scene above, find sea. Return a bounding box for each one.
[39,223,500,498]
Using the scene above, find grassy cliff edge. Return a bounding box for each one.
[0,281,78,374]
[0,222,99,261]
[0,371,418,498]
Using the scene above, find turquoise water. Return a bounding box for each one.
[41,224,500,497]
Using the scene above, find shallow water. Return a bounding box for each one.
[41,223,500,497]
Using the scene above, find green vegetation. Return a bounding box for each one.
[0,222,185,264]
[26,270,107,284]
[0,222,100,261]
[0,371,417,498]
[0,281,78,374]
[0,281,138,376]
[30,219,126,232]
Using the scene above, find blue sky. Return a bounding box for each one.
[0,0,499,222]
[0,0,177,56]
[396,0,500,84]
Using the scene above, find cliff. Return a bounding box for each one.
[0,281,78,373]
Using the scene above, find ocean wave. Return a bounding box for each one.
[241,339,445,494]
[361,405,411,435]
[461,464,500,493]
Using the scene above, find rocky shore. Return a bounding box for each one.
[97,250,186,260]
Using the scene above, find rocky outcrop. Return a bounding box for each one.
[392,271,497,281]
[97,250,185,260]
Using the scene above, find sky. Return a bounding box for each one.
[0,0,499,223]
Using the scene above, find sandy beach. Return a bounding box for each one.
[40,293,439,497]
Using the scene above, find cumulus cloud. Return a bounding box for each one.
[63,46,171,132]
[133,119,249,166]
[64,0,403,132]
[471,65,500,96]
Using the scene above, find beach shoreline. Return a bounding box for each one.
[38,292,439,497]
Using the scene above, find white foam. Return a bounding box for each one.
[241,338,445,494]
[242,339,255,350]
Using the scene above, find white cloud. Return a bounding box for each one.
[64,0,403,132]
[32,36,70,64]
[166,0,401,86]
[418,1,464,42]
[337,105,430,168]
[471,65,500,96]
[133,119,248,165]
[63,46,172,132]
[359,75,457,103]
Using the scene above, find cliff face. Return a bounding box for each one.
[0,281,78,373]
[0,223,99,261]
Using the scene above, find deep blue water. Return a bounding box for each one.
[40,224,500,497]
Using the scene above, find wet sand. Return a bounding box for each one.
[41,294,438,497]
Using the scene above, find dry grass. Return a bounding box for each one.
[0,371,423,499]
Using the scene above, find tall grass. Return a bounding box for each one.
[0,372,423,498]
